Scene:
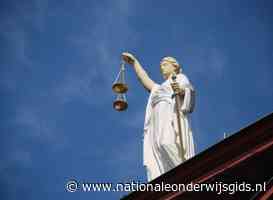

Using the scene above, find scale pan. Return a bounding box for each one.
[112,83,128,93]
[113,100,128,111]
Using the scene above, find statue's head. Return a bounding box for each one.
[160,56,181,80]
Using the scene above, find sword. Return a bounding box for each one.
[171,73,185,159]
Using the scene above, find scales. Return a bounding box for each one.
[112,61,128,111]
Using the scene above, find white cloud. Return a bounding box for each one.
[0,0,50,92]
[185,36,228,80]
[208,47,228,78]
[14,106,67,150]
[55,0,138,105]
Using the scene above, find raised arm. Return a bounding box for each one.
[122,52,156,92]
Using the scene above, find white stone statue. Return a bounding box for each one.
[122,52,195,181]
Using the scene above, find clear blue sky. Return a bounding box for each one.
[1,0,273,199]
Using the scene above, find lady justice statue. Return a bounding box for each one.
[122,52,195,181]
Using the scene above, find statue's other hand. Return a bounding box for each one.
[122,52,136,65]
[171,82,185,95]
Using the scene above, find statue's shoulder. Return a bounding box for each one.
[150,83,160,94]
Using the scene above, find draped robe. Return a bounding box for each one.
[143,73,195,181]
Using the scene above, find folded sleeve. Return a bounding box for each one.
[177,74,195,114]
[181,87,191,113]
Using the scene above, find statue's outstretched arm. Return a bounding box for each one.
[122,52,156,92]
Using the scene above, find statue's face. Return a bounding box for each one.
[160,61,176,80]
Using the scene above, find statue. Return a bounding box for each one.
[122,52,195,181]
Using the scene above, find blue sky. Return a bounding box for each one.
[1,0,273,199]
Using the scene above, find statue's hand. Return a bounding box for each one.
[122,52,137,65]
[171,82,185,95]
